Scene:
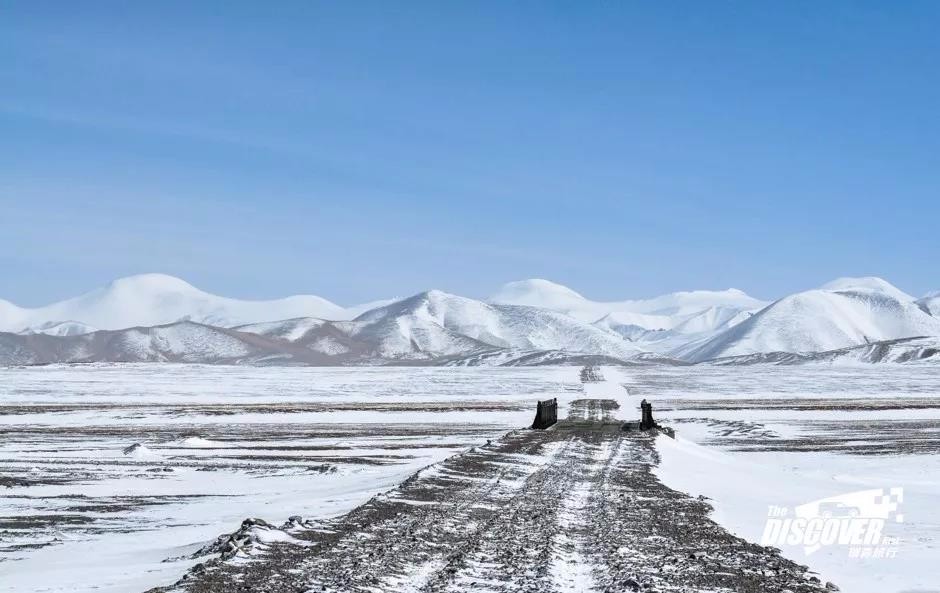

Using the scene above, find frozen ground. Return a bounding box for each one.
[1,364,938,593]
[155,392,830,593]
[0,365,580,593]
[644,365,940,593]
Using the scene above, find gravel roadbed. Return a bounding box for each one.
[152,400,834,593]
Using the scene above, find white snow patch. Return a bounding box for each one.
[175,436,227,448]
[122,443,161,460]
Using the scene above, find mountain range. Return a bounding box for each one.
[0,273,937,366]
[0,274,390,333]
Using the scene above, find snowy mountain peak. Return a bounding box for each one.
[0,273,357,332]
[104,273,201,294]
[421,288,457,303]
[365,289,508,319]
[676,285,940,362]
[820,276,914,302]
[354,289,469,322]
[490,279,586,308]
[348,289,644,360]
[491,279,765,331]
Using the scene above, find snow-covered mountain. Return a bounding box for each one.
[349,290,644,360]
[707,336,940,365]
[0,274,371,332]
[490,279,766,324]
[237,290,645,361]
[820,276,916,302]
[1,274,936,366]
[0,321,338,366]
[233,317,331,342]
[17,320,98,337]
[0,290,646,365]
[676,278,940,362]
[919,292,940,316]
[490,279,766,353]
[596,307,756,353]
[489,280,593,315]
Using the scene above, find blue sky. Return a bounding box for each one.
[2,1,938,306]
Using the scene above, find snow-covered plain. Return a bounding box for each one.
[1,364,938,593]
[645,365,940,593]
[0,365,580,593]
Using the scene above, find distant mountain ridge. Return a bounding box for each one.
[489,278,767,354]
[0,274,937,366]
[0,292,645,366]
[675,279,940,362]
[0,273,385,333]
[705,336,940,366]
[235,290,644,362]
[490,279,766,323]
[0,321,341,366]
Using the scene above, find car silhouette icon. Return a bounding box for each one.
[819,501,862,518]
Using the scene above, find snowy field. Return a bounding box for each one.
[0,365,580,593]
[1,364,938,593]
[645,365,940,593]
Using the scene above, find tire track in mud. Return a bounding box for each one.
[155,401,835,593]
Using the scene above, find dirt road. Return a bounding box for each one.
[154,392,834,593]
